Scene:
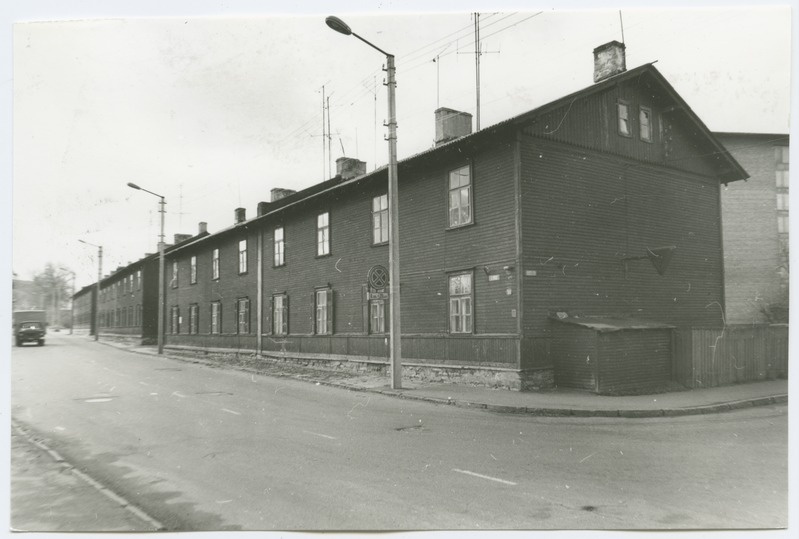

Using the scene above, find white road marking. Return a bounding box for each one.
[221,408,241,416]
[85,398,113,403]
[171,391,186,398]
[303,430,336,440]
[54,426,65,431]
[452,468,517,486]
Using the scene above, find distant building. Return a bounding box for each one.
[716,132,789,324]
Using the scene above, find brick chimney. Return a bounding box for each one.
[435,107,473,146]
[593,41,627,83]
[198,221,208,235]
[235,207,246,224]
[336,157,367,180]
[271,188,297,202]
[257,201,270,216]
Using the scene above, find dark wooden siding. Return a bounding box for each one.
[261,138,521,366]
[597,329,671,393]
[164,228,259,348]
[523,75,719,179]
[520,136,725,367]
[551,323,598,390]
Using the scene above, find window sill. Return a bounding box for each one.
[445,221,476,232]
[371,241,388,247]
[315,253,332,259]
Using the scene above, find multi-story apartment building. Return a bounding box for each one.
[716,132,789,324]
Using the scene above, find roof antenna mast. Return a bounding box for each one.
[619,10,625,44]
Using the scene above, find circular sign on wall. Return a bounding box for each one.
[367,265,389,290]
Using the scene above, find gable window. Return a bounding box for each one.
[190,256,197,284]
[372,194,389,245]
[317,212,330,256]
[449,272,473,334]
[639,106,652,142]
[272,294,288,336]
[171,261,179,288]
[189,304,198,334]
[212,248,220,280]
[170,306,180,334]
[315,288,333,334]
[617,101,631,137]
[236,297,250,334]
[210,301,221,334]
[274,227,285,267]
[448,165,472,228]
[238,239,248,274]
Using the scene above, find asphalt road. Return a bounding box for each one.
[10,334,788,531]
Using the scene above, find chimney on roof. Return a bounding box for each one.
[593,40,627,83]
[235,207,246,224]
[174,233,191,244]
[336,157,367,180]
[271,188,297,202]
[199,222,207,235]
[435,107,473,146]
[257,201,270,216]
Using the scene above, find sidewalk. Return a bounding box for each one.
[10,421,163,532]
[105,338,788,419]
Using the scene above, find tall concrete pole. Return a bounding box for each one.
[157,196,165,355]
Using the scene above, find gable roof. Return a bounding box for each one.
[167,63,747,257]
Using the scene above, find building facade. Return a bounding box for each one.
[716,132,789,324]
[148,43,745,389]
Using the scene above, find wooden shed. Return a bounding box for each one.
[550,315,674,394]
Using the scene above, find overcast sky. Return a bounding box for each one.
[6,2,794,291]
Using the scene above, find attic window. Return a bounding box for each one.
[639,106,652,142]
[617,101,631,137]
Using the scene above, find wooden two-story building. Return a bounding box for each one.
[153,42,746,390]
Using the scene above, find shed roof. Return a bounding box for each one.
[550,314,675,332]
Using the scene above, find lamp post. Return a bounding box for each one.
[78,239,103,341]
[326,16,402,389]
[127,182,166,355]
[58,267,76,334]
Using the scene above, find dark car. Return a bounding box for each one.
[15,321,46,347]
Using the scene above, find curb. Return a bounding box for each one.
[98,339,788,419]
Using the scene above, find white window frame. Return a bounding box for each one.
[212,248,220,280]
[238,239,248,274]
[369,299,386,334]
[189,303,198,335]
[448,165,473,228]
[236,297,250,334]
[171,260,179,288]
[448,272,473,334]
[315,288,332,335]
[273,294,288,336]
[274,227,285,267]
[617,100,631,137]
[639,106,652,142]
[372,194,389,245]
[317,212,330,256]
[210,301,221,334]
[190,255,197,284]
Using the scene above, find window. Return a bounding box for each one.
[449,272,473,334]
[137,270,142,290]
[448,165,472,228]
[639,106,652,142]
[317,212,330,256]
[372,194,389,244]
[315,288,333,334]
[776,170,789,188]
[170,306,180,334]
[136,304,142,326]
[778,214,789,234]
[189,304,199,334]
[190,256,197,284]
[171,261,178,288]
[777,192,789,211]
[238,239,248,274]
[210,301,221,334]
[274,227,285,266]
[272,294,288,336]
[370,299,386,334]
[212,248,220,280]
[236,298,250,334]
[617,101,631,137]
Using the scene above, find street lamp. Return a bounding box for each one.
[58,267,76,335]
[326,16,402,389]
[127,182,166,355]
[78,239,103,341]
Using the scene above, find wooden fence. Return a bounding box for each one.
[673,325,788,388]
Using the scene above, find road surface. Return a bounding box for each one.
[10,333,788,530]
